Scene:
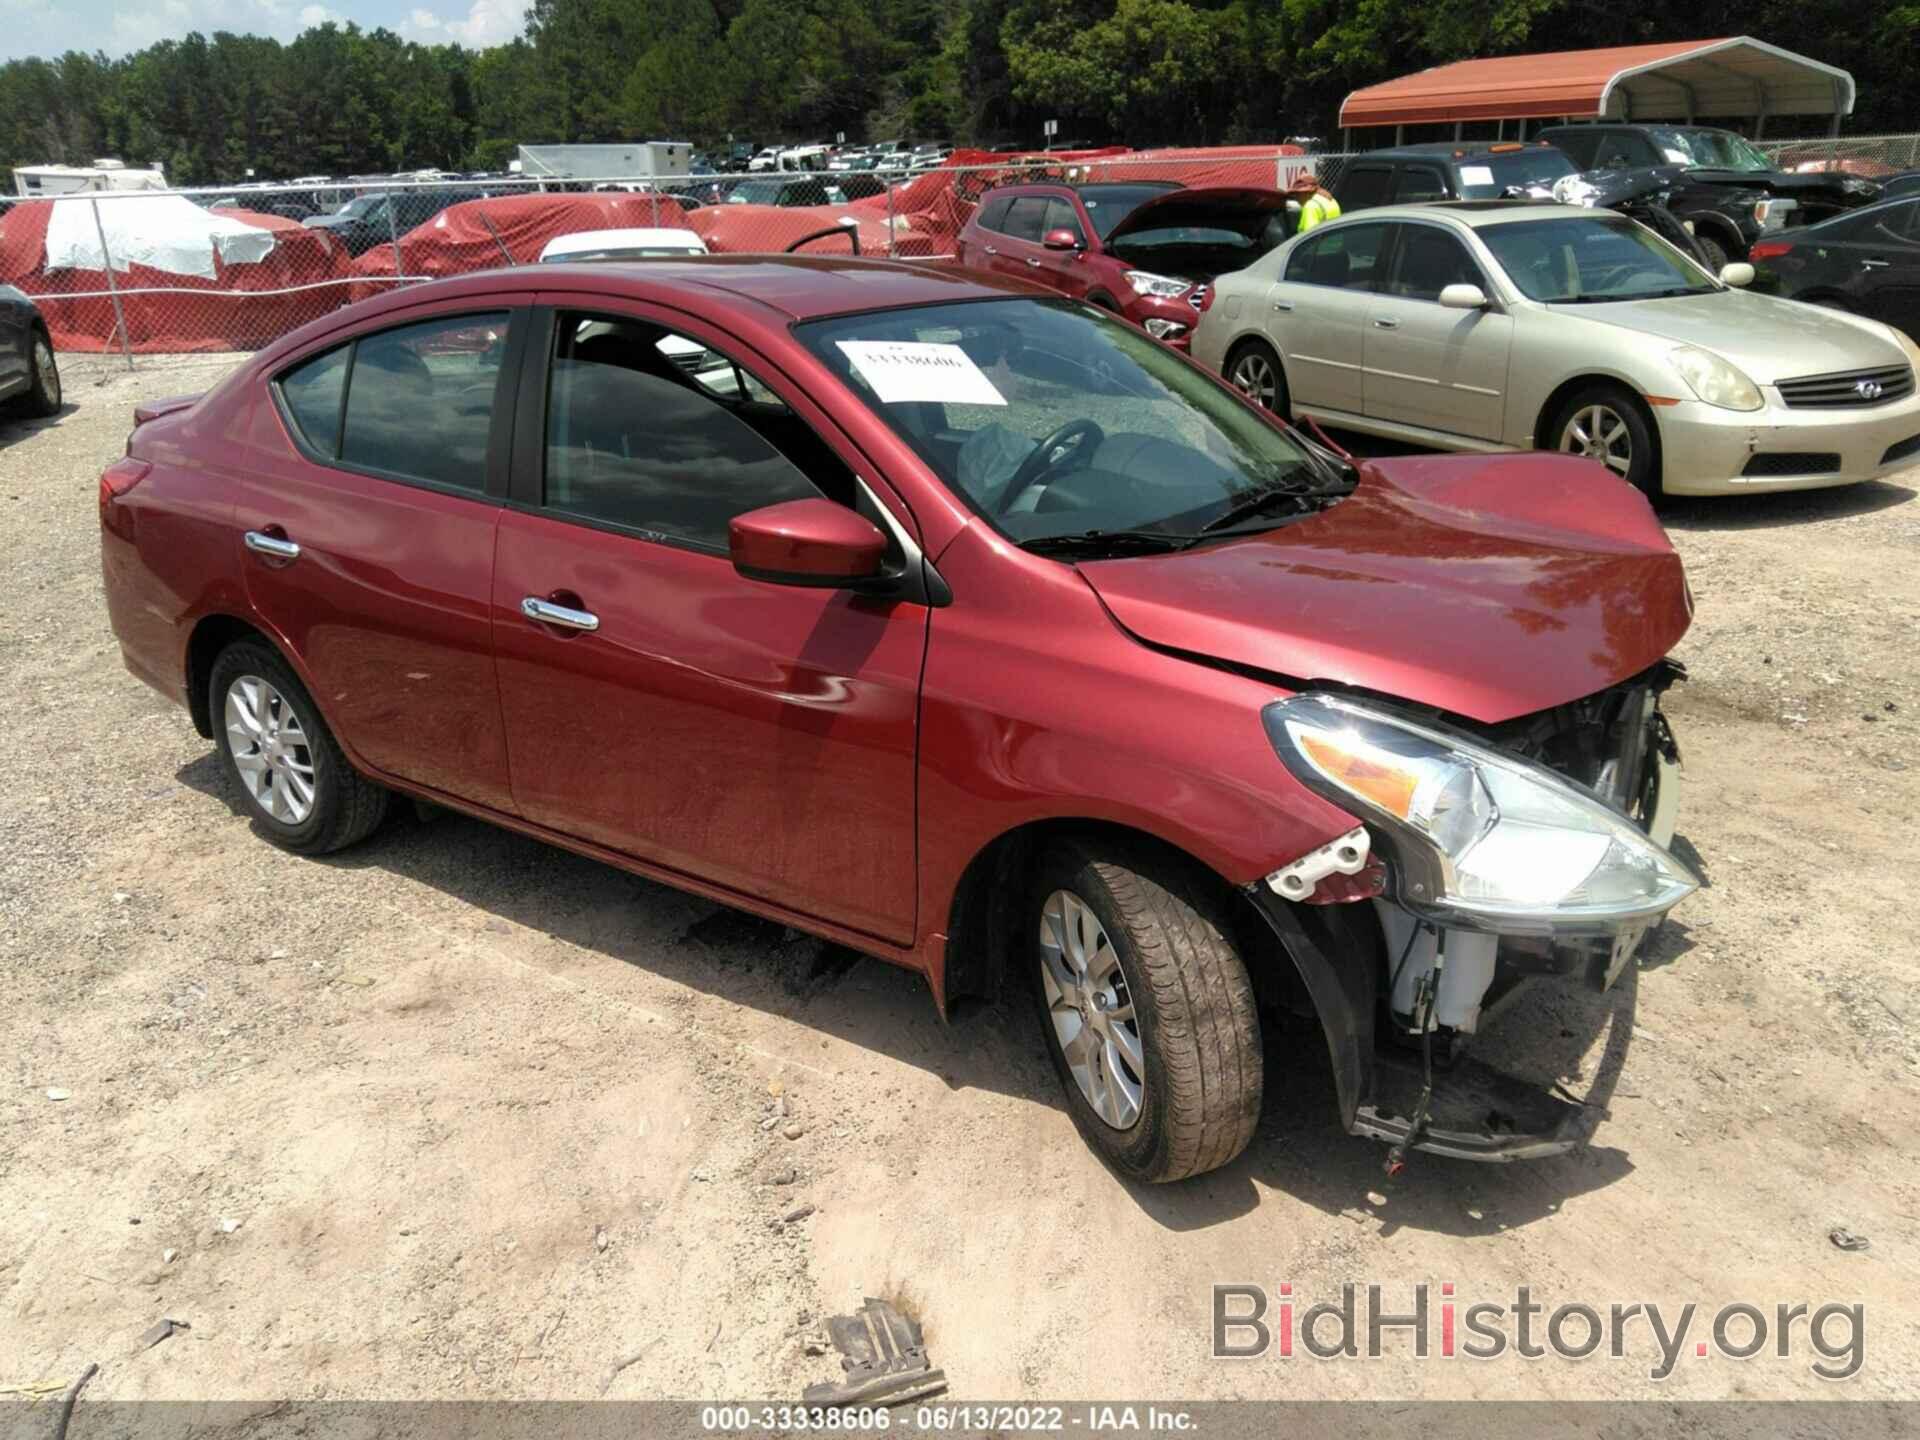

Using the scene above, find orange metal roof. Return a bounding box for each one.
[1340,37,1856,128]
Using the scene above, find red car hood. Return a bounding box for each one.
[1078,453,1691,724]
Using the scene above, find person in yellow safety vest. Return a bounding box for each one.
[1289,171,1340,233]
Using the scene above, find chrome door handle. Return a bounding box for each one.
[983,245,998,256]
[1860,258,1889,269]
[1372,317,1400,329]
[1026,257,1042,268]
[1272,299,1294,311]
[521,596,599,632]
[244,530,301,561]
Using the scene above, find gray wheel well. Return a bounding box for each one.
[186,614,270,738]
[941,819,1261,1013]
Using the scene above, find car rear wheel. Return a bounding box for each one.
[23,330,60,417]
[1030,840,1262,1183]
[1694,235,1731,273]
[210,640,389,855]
[1549,384,1659,498]
[1226,340,1289,418]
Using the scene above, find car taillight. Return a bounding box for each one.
[1748,239,1793,262]
[99,458,151,536]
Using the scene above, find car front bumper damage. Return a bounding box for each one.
[1248,672,1685,1168]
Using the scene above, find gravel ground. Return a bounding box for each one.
[3,352,1918,1405]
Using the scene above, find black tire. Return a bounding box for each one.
[1545,382,1661,499]
[22,327,60,418]
[1694,234,1730,273]
[1029,839,1262,1183]
[1224,338,1290,418]
[209,639,389,855]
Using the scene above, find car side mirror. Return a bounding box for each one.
[1438,283,1489,310]
[729,497,888,588]
[1042,228,1083,251]
[1718,262,1754,288]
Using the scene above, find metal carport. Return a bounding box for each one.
[1339,37,1856,141]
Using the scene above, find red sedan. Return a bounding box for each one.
[100,258,1698,1181]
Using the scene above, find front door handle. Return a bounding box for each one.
[1372,317,1400,330]
[1026,257,1042,268]
[983,245,999,256]
[244,530,301,561]
[1861,257,1889,269]
[521,596,599,632]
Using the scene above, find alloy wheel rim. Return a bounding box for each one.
[1039,889,1145,1130]
[34,339,58,406]
[1560,404,1633,478]
[225,675,317,824]
[1231,352,1276,408]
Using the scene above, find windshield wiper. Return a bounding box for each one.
[1017,528,1188,557]
[1190,482,1328,540]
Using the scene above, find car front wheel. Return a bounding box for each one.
[22,329,60,417]
[1030,840,1262,1182]
[1549,384,1660,498]
[210,640,389,854]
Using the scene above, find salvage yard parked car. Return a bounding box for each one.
[956,181,1291,350]
[1195,202,1920,496]
[1750,196,1920,337]
[1,284,60,417]
[103,258,1703,1181]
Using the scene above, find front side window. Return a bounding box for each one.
[1286,222,1389,290]
[796,297,1347,547]
[542,314,831,549]
[1383,225,1485,302]
[1478,215,1716,303]
[340,312,509,491]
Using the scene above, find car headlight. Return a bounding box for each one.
[1142,318,1188,340]
[1264,694,1698,935]
[1670,345,1763,411]
[1123,269,1192,300]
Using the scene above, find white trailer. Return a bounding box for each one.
[514,142,693,184]
[13,158,168,197]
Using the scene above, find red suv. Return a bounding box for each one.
[100,259,1698,1182]
[954,181,1291,350]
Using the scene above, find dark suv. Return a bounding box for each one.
[304,187,485,257]
[1330,143,1578,211]
[1536,124,1881,267]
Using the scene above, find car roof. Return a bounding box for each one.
[1351,142,1566,163]
[1317,201,1596,228]
[362,255,1036,325]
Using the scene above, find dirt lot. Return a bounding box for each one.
[3,352,1918,1405]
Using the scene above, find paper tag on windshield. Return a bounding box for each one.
[1458,165,1495,187]
[836,341,1006,406]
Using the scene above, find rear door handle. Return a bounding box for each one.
[1372,317,1399,329]
[1861,257,1889,269]
[983,245,998,256]
[1026,257,1042,268]
[521,596,599,632]
[244,530,301,561]
[1272,299,1294,311]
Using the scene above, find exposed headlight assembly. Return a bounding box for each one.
[1123,269,1193,300]
[1264,694,1698,936]
[1670,345,1763,411]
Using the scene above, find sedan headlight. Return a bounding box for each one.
[1264,694,1698,935]
[1124,269,1193,300]
[1670,345,1763,411]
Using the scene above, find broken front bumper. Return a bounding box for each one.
[1248,741,1679,1166]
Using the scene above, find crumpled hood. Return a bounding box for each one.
[1566,290,1905,384]
[1685,168,1880,205]
[1078,453,1691,724]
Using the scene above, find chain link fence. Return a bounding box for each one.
[1759,132,1920,177]
[0,149,1312,366]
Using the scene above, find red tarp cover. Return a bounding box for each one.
[0,201,354,352]
[347,192,687,300]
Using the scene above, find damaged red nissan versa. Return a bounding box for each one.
[100,257,1699,1182]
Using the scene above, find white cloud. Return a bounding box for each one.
[1,0,517,61]
[298,4,346,25]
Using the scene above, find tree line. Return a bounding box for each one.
[2,0,1913,188]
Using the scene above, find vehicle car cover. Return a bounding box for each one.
[0,200,354,352]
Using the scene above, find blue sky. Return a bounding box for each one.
[2,0,523,63]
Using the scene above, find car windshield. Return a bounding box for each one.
[1647,127,1773,172]
[796,298,1347,549]
[1458,148,1578,198]
[1078,184,1184,240]
[335,195,385,219]
[1477,213,1717,303]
